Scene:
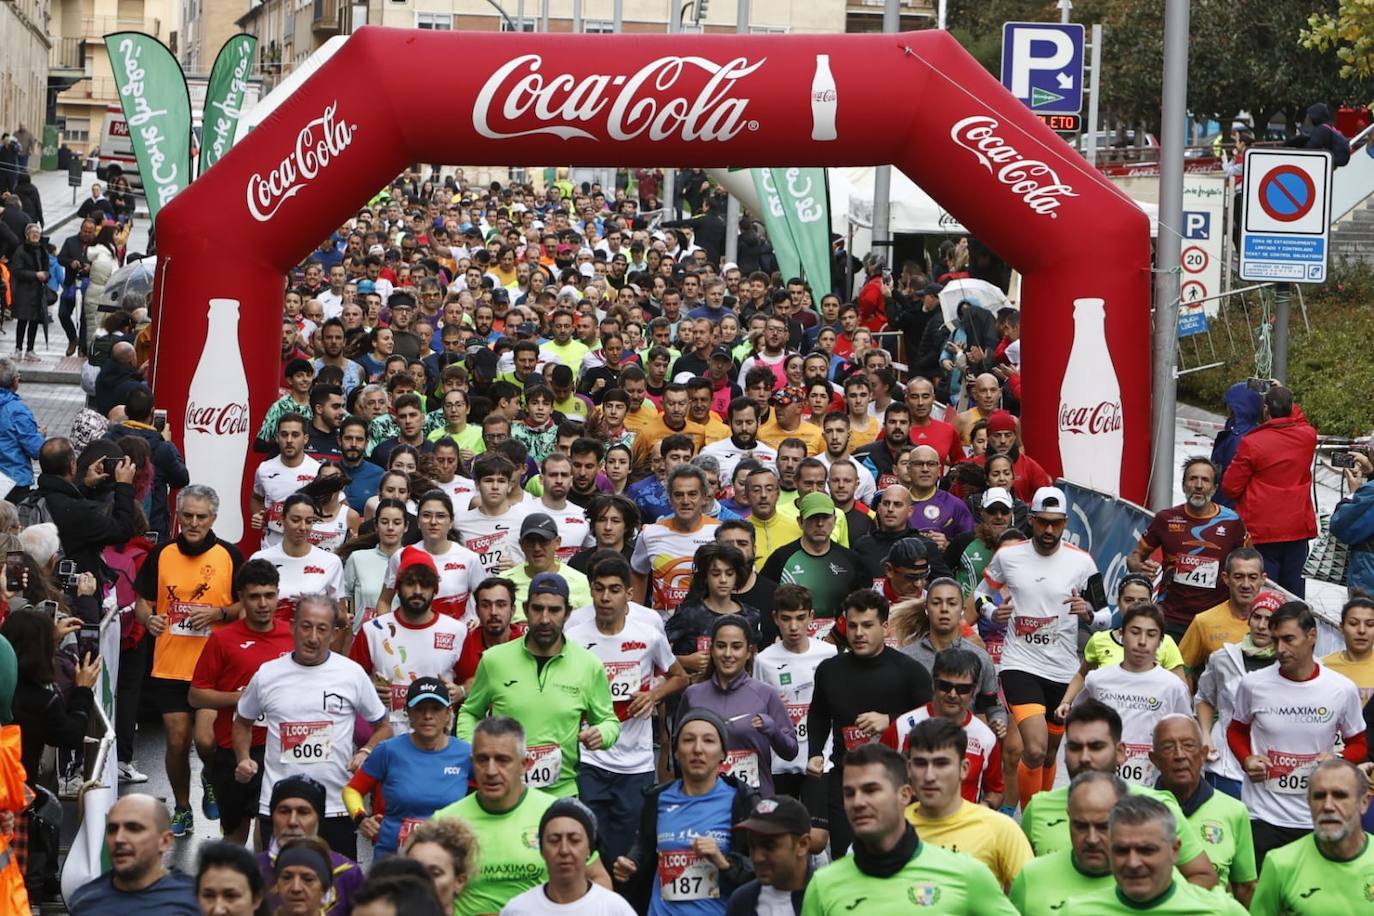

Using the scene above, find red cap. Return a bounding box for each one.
[396,545,437,578]
[986,409,1017,434]
[1251,590,1285,614]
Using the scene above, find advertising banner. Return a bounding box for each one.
[104,32,192,220]
[200,34,258,175]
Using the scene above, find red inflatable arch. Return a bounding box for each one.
[152,26,1150,547]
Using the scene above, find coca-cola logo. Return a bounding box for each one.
[185,401,250,436]
[1058,400,1123,436]
[812,89,836,103]
[949,115,1078,218]
[247,103,356,222]
[472,54,765,143]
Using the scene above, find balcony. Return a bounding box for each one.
[50,37,85,72]
[58,77,121,106]
[79,16,164,39]
[312,0,341,35]
[844,0,935,31]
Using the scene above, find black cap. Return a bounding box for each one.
[406,676,451,708]
[885,537,932,570]
[735,796,811,836]
[520,513,559,541]
[468,348,498,378]
[539,797,599,848]
[491,288,511,305]
[269,774,326,820]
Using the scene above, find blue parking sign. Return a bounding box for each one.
[1001,22,1085,114]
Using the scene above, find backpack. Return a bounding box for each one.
[1331,128,1352,168]
[14,490,51,528]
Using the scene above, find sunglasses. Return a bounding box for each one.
[934,679,976,695]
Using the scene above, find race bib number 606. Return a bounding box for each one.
[280,721,332,764]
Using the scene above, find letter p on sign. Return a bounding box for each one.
[1001,23,1085,114]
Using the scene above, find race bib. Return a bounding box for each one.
[465,531,507,573]
[525,742,563,788]
[397,817,426,848]
[1174,554,1219,590]
[275,597,298,623]
[167,601,213,638]
[388,682,410,724]
[603,660,642,720]
[806,618,836,640]
[1013,615,1057,647]
[357,606,380,628]
[658,850,720,902]
[842,725,878,751]
[432,594,468,621]
[983,635,1004,666]
[265,499,285,532]
[280,721,333,764]
[1265,750,1322,795]
[696,636,712,655]
[786,704,809,743]
[720,749,760,786]
[1118,743,1157,786]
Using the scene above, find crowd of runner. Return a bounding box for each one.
[0,167,1372,915]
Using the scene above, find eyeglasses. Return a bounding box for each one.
[1031,516,1067,530]
[984,505,1012,516]
[894,568,929,583]
[934,679,976,695]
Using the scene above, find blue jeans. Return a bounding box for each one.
[577,765,653,863]
[1205,770,1242,800]
[1255,539,1308,597]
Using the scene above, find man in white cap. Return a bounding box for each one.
[974,486,1107,814]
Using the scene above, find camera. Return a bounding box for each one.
[4,551,24,587]
[1246,377,1274,394]
[102,457,121,477]
[153,409,167,433]
[1331,451,1358,470]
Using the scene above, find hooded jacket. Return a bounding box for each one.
[0,388,43,487]
[35,473,137,584]
[1220,407,1317,543]
[1210,382,1262,507]
[92,360,147,416]
[105,421,190,538]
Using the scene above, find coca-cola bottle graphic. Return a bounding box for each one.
[183,298,251,542]
[1057,297,1124,496]
[810,54,837,142]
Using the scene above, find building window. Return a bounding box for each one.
[500,18,535,31]
[417,11,453,29]
[63,118,90,143]
[750,24,786,33]
[584,19,614,33]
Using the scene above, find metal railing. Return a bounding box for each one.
[80,15,163,37]
[59,78,120,103]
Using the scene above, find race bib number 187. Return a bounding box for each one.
[658,850,720,902]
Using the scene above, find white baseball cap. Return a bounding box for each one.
[982,487,1014,510]
[1030,486,1068,516]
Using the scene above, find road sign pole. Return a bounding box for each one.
[1085,24,1101,165]
[1273,283,1291,382]
[1149,0,1190,511]
[870,0,900,255]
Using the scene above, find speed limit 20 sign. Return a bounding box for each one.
[1180,176,1225,314]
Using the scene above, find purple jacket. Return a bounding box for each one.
[678,671,798,798]
[258,848,363,916]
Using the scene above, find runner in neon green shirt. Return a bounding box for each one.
[1061,794,1245,915]
[1021,705,1216,888]
[1149,714,1256,904]
[433,717,608,916]
[456,573,619,797]
[799,743,1016,916]
[1009,771,1121,915]
[1250,759,1374,916]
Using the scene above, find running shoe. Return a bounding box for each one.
[170,806,193,838]
[201,773,220,820]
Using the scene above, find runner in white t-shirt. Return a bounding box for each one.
[699,398,778,483]
[454,453,527,574]
[974,487,1106,810]
[250,414,321,548]
[1229,603,1367,865]
[233,594,389,859]
[1061,604,1191,786]
[250,494,344,623]
[535,454,594,562]
[377,491,486,621]
[350,546,466,734]
[565,557,689,863]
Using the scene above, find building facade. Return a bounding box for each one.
[2,0,52,155]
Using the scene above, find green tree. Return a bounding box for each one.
[1302,0,1374,80]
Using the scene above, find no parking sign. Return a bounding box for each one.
[1240,149,1332,282]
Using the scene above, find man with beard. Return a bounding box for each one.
[1251,759,1374,915]
[854,403,915,491]
[702,398,778,482]
[66,795,198,913]
[457,573,620,797]
[456,578,526,688]
[977,410,1052,503]
[338,416,383,509]
[1129,457,1248,643]
[567,437,609,508]
[304,384,345,463]
[313,318,365,396]
[1009,773,1125,915]
[252,776,364,916]
[1150,715,1256,906]
[350,547,467,732]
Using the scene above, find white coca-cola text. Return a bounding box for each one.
[185,401,250,436]
[472,54,764,143]
[950,115,1078,218]
[246,103,356,222]
[1058,400,1123,436]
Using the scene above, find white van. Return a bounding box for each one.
[95,105,139,188]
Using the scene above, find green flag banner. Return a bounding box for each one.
[200,34,257,175]
[750,168,831,289]
[104,31,192,220]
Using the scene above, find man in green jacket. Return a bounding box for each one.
[457,572,620,797]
